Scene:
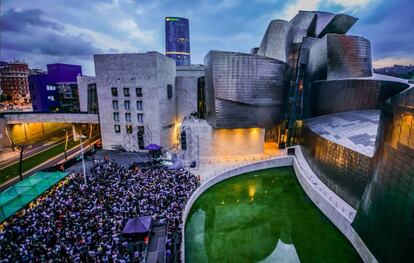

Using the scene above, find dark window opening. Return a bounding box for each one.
[123,87,130,97]
[136,87,142,97]
[181,130,187,150]
[111,87,118,96]
[167,84,173,99]
[138,126,145,149]
[197,76,206,119]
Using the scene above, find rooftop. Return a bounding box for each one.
[305,110,380,157]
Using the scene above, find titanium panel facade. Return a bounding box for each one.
[353,87,414,262]
[204,51,287,128]
[306,11,357,37]
[257,20,292,63]
[307,79,408,117]
[301,111,379,208]
[306,34,372,82]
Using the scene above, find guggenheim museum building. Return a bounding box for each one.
[88,10,414,262]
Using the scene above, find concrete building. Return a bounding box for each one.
[77,75,98,114]
[0,60,30,105]
[175,65,204,122]
[29,63,82,112]
[94,52,177,151]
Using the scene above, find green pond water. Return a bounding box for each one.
[185,167,361,263]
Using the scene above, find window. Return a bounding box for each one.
[124,100,130,110]
[32,95,36,100]
[112,100,119,109]
[136,101,143,110]
[113,112,120,121]
[126,124,133,134]
[111,87,118,96]
[114,125,121,133]
[181,130,187,150]
[123,87,130,97]
[47,95,55,101]
[138,126,145,149]
[136,87,142,97]
[33,105,37,110]
[167,84,173,99]
[125,112,131,122]
[46,85,56,91]
[137,113,144,122]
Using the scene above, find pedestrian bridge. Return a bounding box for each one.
[0,112,99,124]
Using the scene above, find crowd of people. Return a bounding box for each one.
[0,159,199,262]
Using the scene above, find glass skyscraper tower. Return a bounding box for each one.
[165,17,191,66]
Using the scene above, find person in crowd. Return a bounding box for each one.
[0,159,198,262]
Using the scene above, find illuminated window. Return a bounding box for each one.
[123,87,130,97]
[47,95,55,101]
[111,87,118,96]
[46,85,56,91]
[124,100,130,110]
[114,125,121,133]
[126,124,133,134]
[137,113,144,122]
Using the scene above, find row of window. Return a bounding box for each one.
[114,124,143,134]
[46,85,56,91]
[113,112,144,122]
[112,100,143,110]
[112,87,142,97]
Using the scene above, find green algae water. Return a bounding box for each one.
[185,167,361,263]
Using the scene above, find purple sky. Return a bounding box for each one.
[1,0,413,75]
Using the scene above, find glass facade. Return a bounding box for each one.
[165,17,190,66]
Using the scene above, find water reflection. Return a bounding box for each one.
[185,167,361,263]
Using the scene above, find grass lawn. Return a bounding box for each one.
[185,167,362,263]
[0,140,79,185]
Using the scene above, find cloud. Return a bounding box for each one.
[0,8,103,58]
[0,8,62,32]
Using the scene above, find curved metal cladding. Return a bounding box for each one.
[306,34,372,82]
[306,11,357,37]
[352,87,414,262]
[289,11,316,34]
[257,20,291,63]
[308,79,409,117]
[257,20,306,63]
[301,127,373,208]
[318,14,358,37]
[204,51,287,128]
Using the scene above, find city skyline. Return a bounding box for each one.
[1,0,413,75]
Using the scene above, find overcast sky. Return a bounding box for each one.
[1,0,413,75]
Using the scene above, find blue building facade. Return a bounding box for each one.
[165,17,191,66]
[29,63,82,112]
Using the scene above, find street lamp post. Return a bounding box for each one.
[78,134,87,186]
[18,144,24,181]
[63,129,69,160]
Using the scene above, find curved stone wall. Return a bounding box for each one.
[204,51,287,128]
[352,87,414,262]
[307,79,408,117]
